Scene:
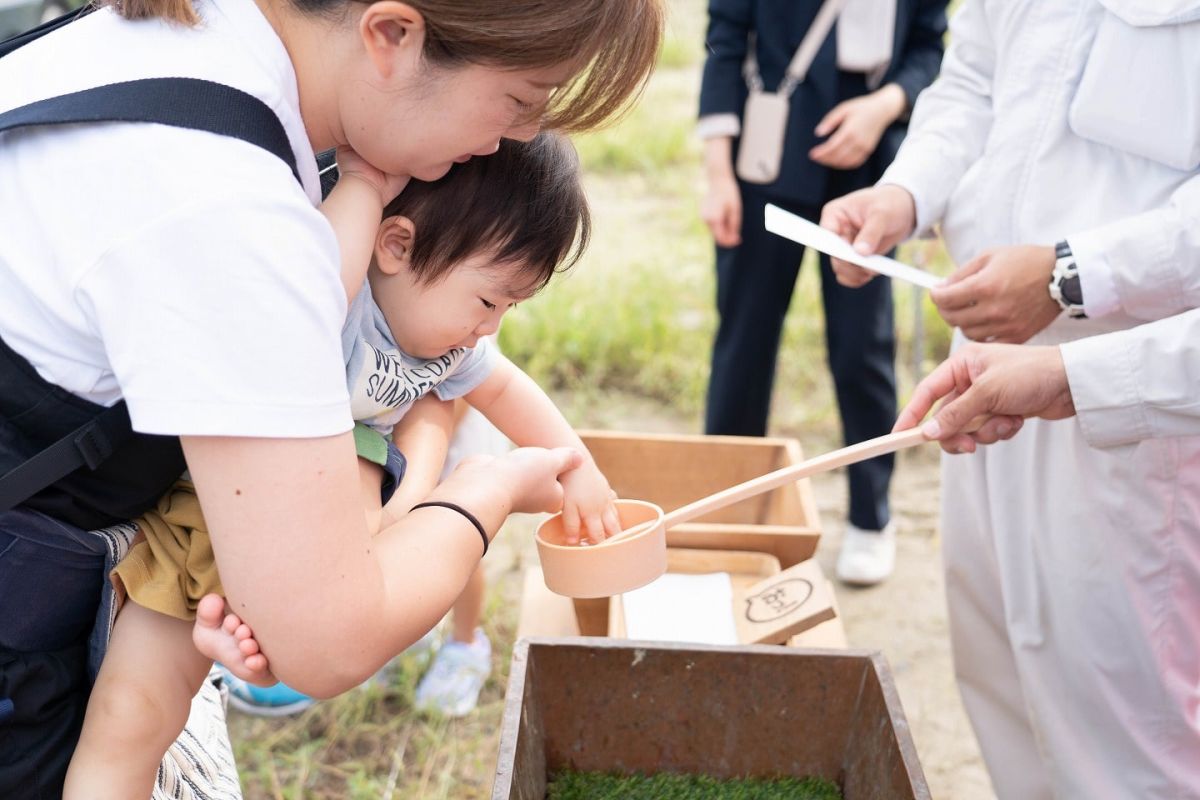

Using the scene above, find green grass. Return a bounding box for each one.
[546,771,843,800]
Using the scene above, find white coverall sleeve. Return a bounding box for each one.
[1061,308,1200,448]
[1068,175,1200,321]
[878,0,996,235]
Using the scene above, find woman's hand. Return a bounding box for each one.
[809,83,907,170]
[335,145,410,207]
[819,184,918,286]
[702,173,744,248]
[894,342,1075,454]
[558,459,622,545]
[445,446,583,517]
[700,136,743,247]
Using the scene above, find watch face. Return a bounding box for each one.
[1061,275,1083,306]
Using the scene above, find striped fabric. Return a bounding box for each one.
[90,522,243,800]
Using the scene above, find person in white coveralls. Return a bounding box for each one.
[820,1,1200,796]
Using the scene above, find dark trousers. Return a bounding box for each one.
[0,510,107,799]
[705,179,898,531]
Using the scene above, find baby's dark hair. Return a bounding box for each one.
[382,133,590,295]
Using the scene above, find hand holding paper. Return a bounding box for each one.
[764,204,942,290]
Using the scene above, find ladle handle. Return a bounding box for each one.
[660,426,931,530]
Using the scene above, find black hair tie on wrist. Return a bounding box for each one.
[411,501,489,557]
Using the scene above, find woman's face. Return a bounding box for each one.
[341,4,573,181]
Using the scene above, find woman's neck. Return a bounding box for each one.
[253,0,346,153]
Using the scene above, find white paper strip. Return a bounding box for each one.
[764,203,942,290]
[621,572,740,645]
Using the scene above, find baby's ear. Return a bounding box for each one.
[374,215,416,275]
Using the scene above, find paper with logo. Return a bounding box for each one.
[764,203,942,289]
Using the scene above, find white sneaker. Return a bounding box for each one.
[836,521,896,586]
[414,628,491,717]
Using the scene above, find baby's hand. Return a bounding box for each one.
[559,459,622,545]
[335,146,410,207]
[192,594,276,687]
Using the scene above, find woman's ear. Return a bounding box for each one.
[375,216,417,275]
[358,2,426,80]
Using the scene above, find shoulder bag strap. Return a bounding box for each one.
[0,72,305,512]
[0,77,301,181]
[744,0,851,98]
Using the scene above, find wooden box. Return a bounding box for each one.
[580,430,822,568]
[494,639,929,799]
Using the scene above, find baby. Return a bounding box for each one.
[64,133,620,799]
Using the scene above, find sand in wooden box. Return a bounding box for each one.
[493,639,930,800]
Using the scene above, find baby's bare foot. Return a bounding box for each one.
[193,594,276,686]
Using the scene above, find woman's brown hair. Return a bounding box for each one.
[100,0,664,133]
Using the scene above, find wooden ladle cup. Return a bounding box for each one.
[536,425,946,598]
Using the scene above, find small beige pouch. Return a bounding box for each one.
[736,0,848,184]
[736,91,791,183]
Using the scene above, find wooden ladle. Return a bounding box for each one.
[536,425,945,598]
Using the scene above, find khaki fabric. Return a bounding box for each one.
[111,424,389,621]
[111,479,218,622]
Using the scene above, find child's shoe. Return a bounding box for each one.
[413,628,491,717]
[214,664,316,717]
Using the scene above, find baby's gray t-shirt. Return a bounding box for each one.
[342,283,496,435]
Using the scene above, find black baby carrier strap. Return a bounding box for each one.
[0,9,304,529]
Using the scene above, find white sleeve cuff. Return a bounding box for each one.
[1068,234,1122,319]
[696,113,741,140]
[877,147,940,238]
[1061,334,1148,449]
[876,176,931,240]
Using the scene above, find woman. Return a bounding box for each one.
[0,0,662,793]
[698,0,947,586]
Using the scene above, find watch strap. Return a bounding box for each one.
[1049,240,1087,319]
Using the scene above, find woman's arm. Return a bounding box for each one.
[182,432,579,697]
[698,0,752,122]
[696,0,751,247]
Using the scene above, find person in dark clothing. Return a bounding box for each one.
[698,0,947,585]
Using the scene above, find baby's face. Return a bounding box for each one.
[371,253,533,360]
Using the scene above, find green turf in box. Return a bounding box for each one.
[544,771,842,800]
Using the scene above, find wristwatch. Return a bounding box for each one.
[1048,240,1087,319]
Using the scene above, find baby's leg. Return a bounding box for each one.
[64,601,214,800]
